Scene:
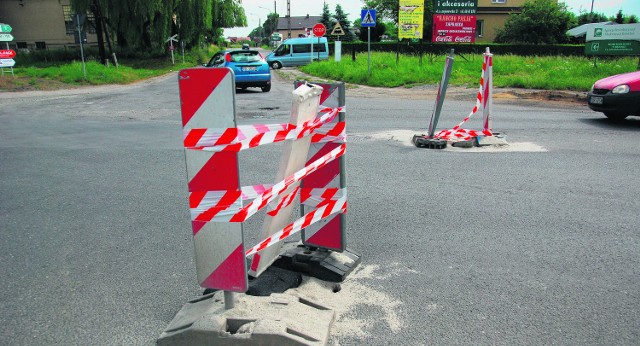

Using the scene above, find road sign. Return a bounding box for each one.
[361,9,376,27]
[0,59,15,67]
[0,33,14,41]
[0,23,12,33]
[0,49,16,59]
[331,22,345,36]
[586,23,640,42]
[585,40,640,56]
[165,34,178,43]
[312,23,326,37]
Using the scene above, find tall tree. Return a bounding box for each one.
[69,0,244,51]
[363,0,399,23]
[614,10,624,24]
[262,13,279,38]
[320,3,336,33]
[333,4,354,41]
[627,15,639,24]
[494,0,576,44]
[212,0,247,42]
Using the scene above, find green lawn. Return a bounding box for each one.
[2,48,637,92]
[300,52,639,91]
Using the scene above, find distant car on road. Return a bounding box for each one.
[588,71,640,120]
[204,49,271,92]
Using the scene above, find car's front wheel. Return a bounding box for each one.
[261,85,271,92]
[604,112,628,120]
[270,61,282,69]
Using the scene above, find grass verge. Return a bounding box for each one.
[300,53,639,91]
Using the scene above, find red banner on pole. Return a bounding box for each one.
[0,49,16,59]
[432,15,477,43]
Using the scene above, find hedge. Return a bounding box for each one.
[334,42,585,57]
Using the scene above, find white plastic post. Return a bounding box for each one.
[482,47,493,133]
[249,83,324,277]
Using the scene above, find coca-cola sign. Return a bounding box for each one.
[431,14,477,43]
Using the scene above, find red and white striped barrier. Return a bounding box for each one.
[179,67,348,290]
[297,82,347,252]
[434,48,494,142]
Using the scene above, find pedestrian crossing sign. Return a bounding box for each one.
[361,9,376,27]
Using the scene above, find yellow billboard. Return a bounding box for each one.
[399,0,425,39]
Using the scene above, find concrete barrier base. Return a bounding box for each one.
[158,291,334,345]
[476,133,508,146]
[273,246,361,282]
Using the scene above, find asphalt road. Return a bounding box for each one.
[1,67,639,345]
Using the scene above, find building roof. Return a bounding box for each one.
[276,15,321,31]
[566,22,613,37]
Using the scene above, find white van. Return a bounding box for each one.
[265,37,329,69]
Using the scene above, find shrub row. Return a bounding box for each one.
[335,42,585,57]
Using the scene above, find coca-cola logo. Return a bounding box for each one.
[435,36,453,42]
[455,36,473,42]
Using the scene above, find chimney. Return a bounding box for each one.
[306,14,309,18]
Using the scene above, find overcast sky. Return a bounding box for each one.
[225,0,640,37]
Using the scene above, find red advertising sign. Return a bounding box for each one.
[432,14,476,43]
[0,49,15,59]
[313,23,326,37]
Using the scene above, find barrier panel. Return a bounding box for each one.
[434,47,494,141]
[178,67,347,293]
[296,81,347,252]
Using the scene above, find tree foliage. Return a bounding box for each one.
[320,3,336,32]
[333,4,355,41]
[262,13,279,38]
[494,0,576,44]
[69,0,245,51]
[576,12,609,26]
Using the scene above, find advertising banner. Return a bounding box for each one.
[434,0,478,15]
[399,0,425,39]
[432,14,476,43]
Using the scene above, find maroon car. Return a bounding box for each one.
[588,71,640,120]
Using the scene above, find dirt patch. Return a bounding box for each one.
[0,75,81,92]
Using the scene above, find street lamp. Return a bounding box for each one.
[258,5,277,39]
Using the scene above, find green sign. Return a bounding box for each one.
[586,23,640,42]
[0,24,11,33]
[0,33,14,42]
[434,0,477,15]
[585,40,640,56]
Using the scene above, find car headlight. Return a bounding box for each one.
[612,84,630,94]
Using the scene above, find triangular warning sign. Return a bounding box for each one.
[331,22,345,36]
[363,11,375,24]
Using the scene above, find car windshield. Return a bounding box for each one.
[229,51,262,63]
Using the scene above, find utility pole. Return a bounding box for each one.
[590,0,595,22]
[287,0,291,38]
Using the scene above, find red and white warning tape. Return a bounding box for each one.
[184,107,344,152]
[189,143,346,223]
[245,193,347,257]
[434,53,494,141]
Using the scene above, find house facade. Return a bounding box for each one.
[274,15,322,39]
[476,0,530,42]
[0,0,97,51]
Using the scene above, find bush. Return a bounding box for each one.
[338,42,585,57]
